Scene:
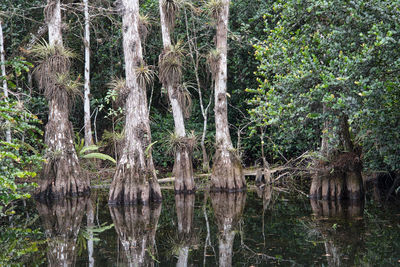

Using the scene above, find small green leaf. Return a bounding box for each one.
[82,152,116,163]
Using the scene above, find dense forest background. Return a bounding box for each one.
[1,0,400,204]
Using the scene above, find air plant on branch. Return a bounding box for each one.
[204,0,223,20]
[107,77,128,108]
[31,40,78,105]
[139,13,151,47]
[159,40,186,86]
[135,63,155,90]
[206,48,220,80]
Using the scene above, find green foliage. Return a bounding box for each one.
[250,0,400,171]
[74,135,116,164]
[0,98,43,215]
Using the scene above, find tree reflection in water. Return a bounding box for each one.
[109,204,161,267]
[175,194,197,267]
[211,192,246,267]
[36,197,89,267]
[86,196,95,267]
[309,200,365,266]
[256,185,273,211]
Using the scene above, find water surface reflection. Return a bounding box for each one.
[36,197,88,266]
[175,194,196,267]
[109,204,161,267]
[25,190,400,266]
[309,199,365,266]
[211,192,246,267]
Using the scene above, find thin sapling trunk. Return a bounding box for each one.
[184,8,211,173]
[0,19,11,143]
[83,0,94,146]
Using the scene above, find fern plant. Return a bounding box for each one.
[74,136,116,164]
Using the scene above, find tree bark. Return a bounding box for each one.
[110,204,161,267]
[159,0,195,193]
[310,114,363,201]
[211,192,246,267]
[0,19,11,143]
[36,197,89,267]
[36,0,89,199]
[83,0,94,146]
[210,0,245,191]
[109,0,161,205]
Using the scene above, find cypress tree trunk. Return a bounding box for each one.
[0,19,11,143]
[83,0,94,146]
[109,0,161,205]
[36,0,89,198]
[159,0,195,193]
[211,0,245,191]
[310,114,363,200]
[211,192,246,267]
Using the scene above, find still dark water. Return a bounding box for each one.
[4,188,400,266]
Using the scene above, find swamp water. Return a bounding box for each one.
[2,188,400,266]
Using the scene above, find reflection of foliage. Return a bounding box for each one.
[1,191,399,265]
[76,223,114,256]
[0,213,45,266]
[162,226,201,258]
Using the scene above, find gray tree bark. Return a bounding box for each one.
[211,0,245,191]
[83,0,94,146]
[0,18,11,143]
[109,0,161,205]
[159,0,195,193]
[36,0,89,199]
